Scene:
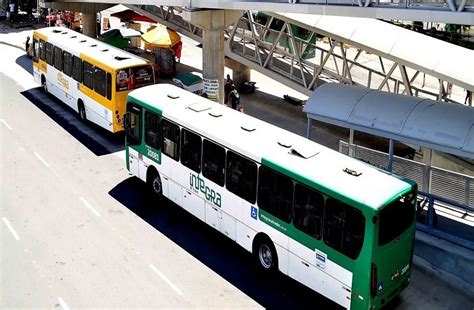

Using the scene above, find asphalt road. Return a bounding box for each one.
[1,43,473,310]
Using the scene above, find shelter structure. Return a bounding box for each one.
[303,83,474,171]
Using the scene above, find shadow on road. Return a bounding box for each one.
[15,54,33,75]
[21,87,124,156]
[109,176,341,309]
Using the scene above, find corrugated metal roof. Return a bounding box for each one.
[275,13,474,91]
[303,83,474,159]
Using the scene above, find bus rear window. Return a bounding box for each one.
[378,190,416,246]
[116,65,154,91]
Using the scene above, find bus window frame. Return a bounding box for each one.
[124,103,142,146]
[53,46,63,71]
[144,110,161,150]
[39,39,46,61]
[72,56,83,83]
[62,51,73,77]
[225,150,257,204]
[202,139,226,187]
[45,42,53,65]
[161,118,180,161]
[180,128,202,174]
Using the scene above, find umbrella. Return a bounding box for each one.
[102,27,142,39]
[111,9,157,23]
[141,26,181,49]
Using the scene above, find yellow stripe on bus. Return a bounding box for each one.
[33,59,48,73]
[33,31,48,42]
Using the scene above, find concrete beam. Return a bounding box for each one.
[39,1,112,13]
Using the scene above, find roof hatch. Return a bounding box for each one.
[188,102,212,112]
[290,144,319,159]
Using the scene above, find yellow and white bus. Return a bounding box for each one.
[31,27,155,133]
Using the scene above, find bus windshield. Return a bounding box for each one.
[116,65,154,91]
[378,189,416,246]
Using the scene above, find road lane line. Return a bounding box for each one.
[2,217,20,240]
[0,119,13,130]
[34,152,50,168]
[150,264,184,296]
[79,197,101,217]
[57,297,70,310]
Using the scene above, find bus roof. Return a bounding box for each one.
[129,84,413,210]
[33,27,150,70]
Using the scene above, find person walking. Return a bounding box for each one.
[228,84,243,112]
[224,74,233,105]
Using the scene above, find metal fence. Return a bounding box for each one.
[339,141,474,249]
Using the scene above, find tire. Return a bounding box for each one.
[254,237,278,272]
[147,169,162,197]
[78,102,86,122]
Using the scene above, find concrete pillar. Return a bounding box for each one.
[184,9,242,103]
[225,57,251,89]
[82,12,97,38]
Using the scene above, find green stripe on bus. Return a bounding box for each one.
[128,95,163,115]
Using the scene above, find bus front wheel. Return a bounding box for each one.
[253,236,278,273]
[41,76,48,94]
[147,169,162,197]
[78,101,86,122]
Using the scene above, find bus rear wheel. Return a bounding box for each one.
[254,237,278,272]
[147,169,162,197]
[78,101,86,122]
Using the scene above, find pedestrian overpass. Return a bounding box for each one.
[128,5,473,104]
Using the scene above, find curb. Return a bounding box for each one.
[0,40,25,51]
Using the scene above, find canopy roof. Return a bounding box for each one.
[141,26,181,48]
[304,84,474,159]
[111,9,156,23]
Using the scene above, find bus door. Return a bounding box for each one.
[125,103,142,177]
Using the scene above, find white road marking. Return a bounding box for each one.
[150,264,184,296]
[34,152,50,168]
[0,119,13,130]
[2,217,20,240]
[57,297,70,310]
[79,197,101,217]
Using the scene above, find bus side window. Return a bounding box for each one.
[257,166,293,223]
[293,184,324,239]
[93,67,106,97]
[83,61,94,89]
[202,139,225,186]
[53,46,62,71]
[106,73,112,100]
[145,111,161,150]
[323,199,365,259]
[161,119,180,161]
[39,40,46,61]
[45,42,53,65]
[181,128,202,173]
[33,39,39,60]
[226,151,257,204]
[72,56,83,83]
[62,51,72,77]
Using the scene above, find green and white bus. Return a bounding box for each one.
[124,84,417,309]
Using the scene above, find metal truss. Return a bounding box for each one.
[133,5,471,104]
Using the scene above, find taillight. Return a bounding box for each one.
[370,263,377,297]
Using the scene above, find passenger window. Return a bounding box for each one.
[181,129,201,173]
[83,61,94,89]
[93,67,106,97]
[33,39,39,60]
[72,56,83,83]
[202,140,225,186]
[257,166,293,223]
[226,151,257,204]
[53,46,62,71]
[161,119,180,161]
[145,111,161,150]
[125,104,141,146]
[324,199,365,259]
[293,184,324,239]
[106,73,112,100]
[62,51,72,77]
[39,40,46,61]
[45,42,53,65]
